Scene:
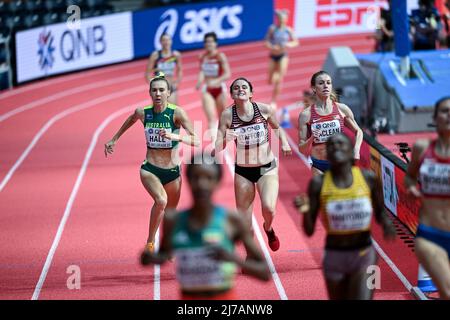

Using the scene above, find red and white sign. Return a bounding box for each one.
[293,0,387,38]
[275,0,419,38]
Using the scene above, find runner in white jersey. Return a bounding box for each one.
[264,10,298,108]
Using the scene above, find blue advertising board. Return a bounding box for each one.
[132,0,274,58]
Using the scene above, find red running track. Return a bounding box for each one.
[0,34,418,300]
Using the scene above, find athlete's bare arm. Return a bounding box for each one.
[264,25,275,50]
[160,107,200,146]
[216,211,270,281]
[260,102,292,155]
[339,103,363,159]
[104,108,144,157]
[303,175,323,236]
[285,27,299,48]
[298,107,314,156]
[214,108,234,154]
[404,139,429,198]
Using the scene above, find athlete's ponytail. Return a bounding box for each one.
[149,71,171,91]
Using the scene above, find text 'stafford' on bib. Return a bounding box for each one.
[325,197,373,232]
[235,123,266,148]
[311,119,341,143]
[145,127,172,148]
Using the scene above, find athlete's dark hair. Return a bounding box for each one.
[159,32,171,41]
[229,77,253,95]
[326,133,355,164]
[433,96,450,119]
[186,153,222,182]
[149,72,171,92]
[310,70,338,102]
[204,32,218,43]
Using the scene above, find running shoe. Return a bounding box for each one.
[263,223,280,251]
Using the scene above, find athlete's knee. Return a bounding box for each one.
[261,203,276,216]
[154,195,168,210]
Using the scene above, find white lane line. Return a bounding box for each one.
[154,229,161,300]
[371,239,426,300]
[279,107,425,300]
[223,150,288,300]
[31,102,144,300]
[0,86,143,192]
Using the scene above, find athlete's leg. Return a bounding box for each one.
[271,56,288,106]
[202,91,218,141]
[234,173,256,232]
[140,169,168,246]
[268,58,277,85]
[163,176,182,209]
[215,91,227,119]
[256,168,279,232]
[416,237,450,299]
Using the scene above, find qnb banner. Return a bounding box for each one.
[293,0,388,38]
[133,0,273,58]
[15,12,133,83]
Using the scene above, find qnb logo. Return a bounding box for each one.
[315,0,382,30]
[37,30,56,70]
[154,9,178,50]
[60,25,106,62]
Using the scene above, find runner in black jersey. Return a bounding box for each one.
[215,77,292,256]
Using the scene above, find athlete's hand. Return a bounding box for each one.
[159,129,175,141]
[208,245,236,263]
[104,140,116,157]
[294,194,309,213]
[282,144,292,156]
[311,129,321,142]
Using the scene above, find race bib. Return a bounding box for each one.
[145,127,172,148]
[311,119,341,143]
[202,62,219,77]
[157,61,176,76]
[175,247,233,290]
[235,123,266,147]
[326,197,372,232]
[420,160,450,195]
